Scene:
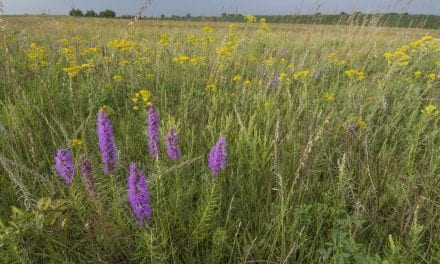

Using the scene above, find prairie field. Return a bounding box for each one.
[0,16,440,263]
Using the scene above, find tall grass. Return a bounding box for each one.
[0,15,439,263]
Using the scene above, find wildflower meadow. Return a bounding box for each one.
[0,12,439,263]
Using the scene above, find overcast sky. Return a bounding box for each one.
[2,0,439,16]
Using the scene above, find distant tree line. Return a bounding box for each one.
[159,12,440,30]
[69,8,116,18]
[68,8,440,29]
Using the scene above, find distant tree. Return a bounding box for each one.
[99,9,116,18]
[221,12,227,17]
[340,12,347,15]
[120,14,133,19]
[69,8,83,17]
[84,10,97,17]
[186,13,191,18]
[161,14,165,18]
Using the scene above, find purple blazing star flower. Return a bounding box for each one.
[208,136,228,177]
[270,74,279,89]
[128,162,152,224]
[97,109,117,174]
[165,128,181,160]
[147,106,160,160]
[79,156,97,197]
[54,148,74,184]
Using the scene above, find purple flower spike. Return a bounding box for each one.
[54,148,74,185]
[97,109,117,174]
[165,128,181,160]
[79,156,97,197]
[147,106,160,160]
[208,136,228,177]
[270,74,279,88]
[128,162,152,224]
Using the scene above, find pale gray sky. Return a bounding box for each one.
[2,0,439,16]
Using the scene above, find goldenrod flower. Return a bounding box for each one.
[323,92,335,102]
[245,14,257,22]
[357,117,367,129]
[232,75,241,82]
[206,82,217,92]
[159,33,170,45]
[421,104,438,117]
[201,26,214,33]
[293,70,310,80]
[113,75,122,82]
[71,139,84,148]
[428,73,437,80]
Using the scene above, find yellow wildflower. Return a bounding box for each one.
[328,52,338,61]
[71,139,84,148]
[421,104,438,116]
[338,60,347,66]
[293,70,310,80]
[159,33,170,46]
[243,80,252,87]
[323,92,335,102]
[146,73,154,80]
[245,14,257,22]
[113,75,122,82]
[265,56,275,66]
[206,82,217,92]
[201,26,214,33]
[232,75,241,82]
[415,71,422,77]
[357,117,367,129]
[63,65,81,78]
[428,73,437,80]
[345,69,365,80]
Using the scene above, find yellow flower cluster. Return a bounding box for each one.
[245,14,257,22]
[63,65,82,78]
[185,33,197,45]
[173,55,206,64]
[421,104,438,117]
[159,33,170,46]
[278,72,292,84]
[293,70,310,80]
[80,46,101,56]
[243,79,252,87]
[71,138,84,148]
[132,89,152,111]
[323,92,335,102]
[328,52,347,66]
[265,56,275,66]
[384,35,439,67]
[201,26,215,33]
[216,39,237,58]
[25,43,48,68]
[232,75,241,82]
[113,75,122,82]
[357,117,367,129]
[345,69,365,80]
[228,23,237,30]
[384,45,410,66]
[257,18,270,34]
[206,81,217,92]
[109,39,136,52]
